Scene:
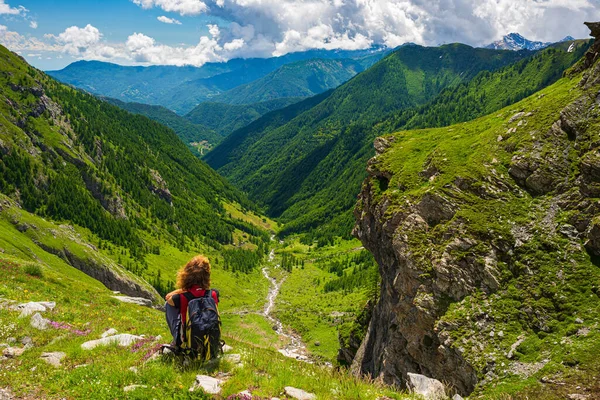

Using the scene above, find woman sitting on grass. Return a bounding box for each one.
[164,255,220,350]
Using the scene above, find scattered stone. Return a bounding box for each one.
[30,313,49,330]
[453,395,464,400]
[284,386,316,400]
[81,334,143,350]
[0,387,13,400]
[101,328,118,338]
[509,112,525,123]
[575,317,584,324]
[567,394,589,400]
[20,336,33,346]
[510,360,548,378]
[129,366,139,374]
[314,341,321,347]
[13,301,55,318]
[238,390,252,397]
[3,346,26,358]
[111,296,153,307]
[123,385,147,392]
[407,373,446,400]
[224,353,242,364]
[507,335,526,359]
[40,352,66,367]
[222,344,233,353]
[189,375,222,394]
[577,327,591,337]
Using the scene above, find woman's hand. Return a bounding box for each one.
[165,288,183,301]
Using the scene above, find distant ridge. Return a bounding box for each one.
[484,32,575,51]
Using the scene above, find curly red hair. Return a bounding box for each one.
[176,255,211,290]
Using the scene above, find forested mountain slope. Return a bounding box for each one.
[0,45,266,295]
[209,58,367,105]
[206,44,541,238]
[184,97,302,137]
[103,98,222,150]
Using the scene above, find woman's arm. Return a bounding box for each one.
[165,288,184,301]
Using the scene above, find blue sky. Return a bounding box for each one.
[0,0,598,70]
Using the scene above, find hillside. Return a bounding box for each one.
[210,58,367,105]
[206,44,540,239]
[351,27,600,398]
[47,47,388,114]
[184,98,302,138]
[103,98,221,152]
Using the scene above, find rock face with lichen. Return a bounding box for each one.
[351,24,600,396]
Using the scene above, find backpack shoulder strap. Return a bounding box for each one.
[204,289,212,298]
[183,291,196,301]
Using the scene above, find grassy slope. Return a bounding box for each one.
[0,199,412,399]
[372,63,600,398]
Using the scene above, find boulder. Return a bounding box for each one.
[224,353,242,364]
[13,301,55,318]
[222,344,233,353]
[407,373,446,400]
[284,386,316,400]
[111,296,153,307]
[101,328,118,338]
[2,346,26,358]
[81,334,143,350]
[30,313,49,330]
[189,375,222,394]
[40,352,66,367]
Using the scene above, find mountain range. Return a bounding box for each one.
[484,32,576,51]
[47,46,388,114]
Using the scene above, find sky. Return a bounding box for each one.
[0,0,598,70]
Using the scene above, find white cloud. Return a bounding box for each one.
[53,24,102,55]
[4,0,600,68]
[157,15,182,24]
[207,23,219,38]
[0,0,21,15]
[29,20,37,29]
[0,24,60,52]
[132,0,207,15]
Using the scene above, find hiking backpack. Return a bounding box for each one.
[179,289,222,360]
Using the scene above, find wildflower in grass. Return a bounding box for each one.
[48,320,91,336]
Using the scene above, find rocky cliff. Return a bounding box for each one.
[351,23,600,396]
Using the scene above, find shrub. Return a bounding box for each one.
[23,264,43,278]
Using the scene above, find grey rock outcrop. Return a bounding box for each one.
[13,301,55,317]
[111,296,153,307]
[40,352,66,367]
[283,386,316,400]
[30,312,49,330]
[406,373,446,400]
[81,334,143,350]
[189,375,222,394]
